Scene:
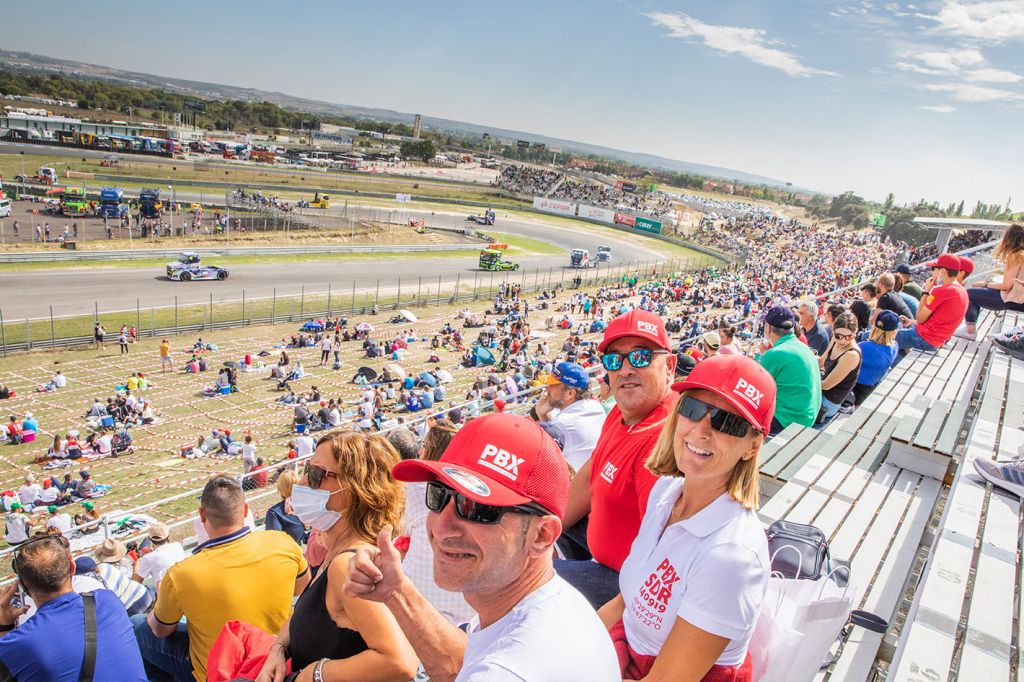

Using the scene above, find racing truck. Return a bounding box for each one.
[98,187,128,220]
[139,188,162,219]
[570,249,593,268]
[479,248,519,271]
[466,209,496,226]
[60,188,90,217]
[14,166,58,186]
[166,252,230,281]
[596,245,612,262]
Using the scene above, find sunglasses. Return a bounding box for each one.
[600,348,670,371]
[835,332,854,341]
[303,462,339,489]
[425,481,547,525]
[677,395,756,438]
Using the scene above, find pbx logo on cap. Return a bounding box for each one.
[477,443,525,481]
[733,377,763,408]
[637,320,660,335]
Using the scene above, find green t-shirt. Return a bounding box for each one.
[759,333,822,429]
[902,281,924,301]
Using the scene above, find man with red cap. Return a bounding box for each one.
[556,308,677,608]
[894,252,969,364]
[956,255,974,285]
[343,413,619,681]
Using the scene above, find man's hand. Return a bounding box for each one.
[0,584,29,628]
[343,524,406,603]
[534,393,553,421]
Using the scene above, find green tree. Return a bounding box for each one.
[400,139,437,162]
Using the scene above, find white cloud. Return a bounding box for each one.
[921,0,1024,40]
[645,12,838,78]
[919,104,957,111]
[896,45,1022,82]
[922,82,1024,101]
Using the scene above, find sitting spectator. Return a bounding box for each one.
[895,253,970,364]
[6,416,24,444]
[817,313,863,424]
[90,540,156,616]
[132,522,187,588]
[17,475,42,508]
[21,412,39,434]
[134,475,310,682]
[797,301,831,356]
[74,501,101,534]
[77,470,96,497]
[399,419,475,625]
[4,502,34,545]
[892,276,919,317]
[854,310,900,406]
[244,457,269,490]
[45,504,73,535]
[0,535,147,681]
[264,470,306,545]
[961,224,1024,338]
[895,263,924,301]
[851,284,876,334]
[36,479,59,506]
[758,306,821,434]
[598,356,773,681]
[531,361,606,472]
[344,413,620,681]
[257,432,418,682]
[874,273,913,326]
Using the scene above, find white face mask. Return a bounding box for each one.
[290,484,342,531]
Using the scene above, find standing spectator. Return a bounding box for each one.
[797,301,831,356]
[319,334,333,366]
[758,305,821,434]
[94,323,106,350]
[344,413,620,681]
[118,330,129,355]
[962,224,1024,338]
[598,356,774,681]
[558,309,677,607]
[895,253,969,364]
[0,535,147,682]
[159,339,173,372]
[240,435,256,475]
[133,475,309,682]
[531,361,606,472]
[132,522,186,588]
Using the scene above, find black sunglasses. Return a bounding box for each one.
[677,395,756,438]
[303,462,339,489]
[600,348,670,371]
[425,481,547,525]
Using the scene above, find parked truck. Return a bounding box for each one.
[98,187,128,219]
[139,188,162,219]
[60,187,90,217]
[14,166,58,185]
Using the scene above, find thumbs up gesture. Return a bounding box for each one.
[343,524,406,603]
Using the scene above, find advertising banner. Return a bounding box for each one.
[614,212,636,227]
[578,205,616,224]
[634,216,663,234]
[533,196,577,216]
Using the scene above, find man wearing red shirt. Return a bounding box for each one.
[555,308,677,608]
[894,252,969,364]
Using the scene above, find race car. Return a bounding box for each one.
[165,252,229,281]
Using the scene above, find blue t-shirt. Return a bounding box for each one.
[804,320,833,357]
[0,589,146,682]
[857,340,898,387]
[264,499,307,545]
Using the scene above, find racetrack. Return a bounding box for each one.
[0,206,665,320]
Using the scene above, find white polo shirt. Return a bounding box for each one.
[619,477,768,667]
[537,398,607,471]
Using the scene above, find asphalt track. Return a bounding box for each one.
[0,202,664,320]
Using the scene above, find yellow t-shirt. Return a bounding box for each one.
[160,341,170,358]
[126,377,138,391]
[153,529,308,681]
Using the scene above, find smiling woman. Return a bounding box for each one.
[598,355,778,682]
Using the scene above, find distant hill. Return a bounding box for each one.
[0,49,804,190]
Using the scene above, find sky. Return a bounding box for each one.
[3,0,1023,207]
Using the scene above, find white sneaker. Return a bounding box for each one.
[954,325,977,340]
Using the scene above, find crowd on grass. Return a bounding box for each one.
[492,165,562,195]
[1,222,1023,682]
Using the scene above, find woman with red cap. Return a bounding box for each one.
[599,355,775,682]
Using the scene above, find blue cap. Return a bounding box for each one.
[875,310,900,332]
[544,362,590,390]
[75,557,97,574]
[763,305,796,330]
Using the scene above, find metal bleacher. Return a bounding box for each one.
[756,309,1023,680]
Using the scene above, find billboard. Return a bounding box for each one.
[578,205,616,224]
[517,140,530,149]
[634,216,663,234]
[614,181,638,193]
[533,196,577,216]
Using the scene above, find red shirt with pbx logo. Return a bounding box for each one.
[586,393,675,571]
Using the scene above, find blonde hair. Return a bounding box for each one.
[422,419,458,462]
[868,326,897,346]
[276,469,297,499]
[316,430,405,542]
[645,391,762,510]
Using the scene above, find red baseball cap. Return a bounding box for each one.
[392,413,569,518]
[958,256,974,274]
[927,252,961,271]
[597,308,671,353]
[671,355,777,434]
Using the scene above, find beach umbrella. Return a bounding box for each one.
[382,363,407,381]
[417,372,438,387]
[400,309,419,322]
[356,366,378,381]
[356,322,374,332]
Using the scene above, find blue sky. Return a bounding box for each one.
[4,0,1023,207]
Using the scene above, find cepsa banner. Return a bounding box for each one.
[614,212,636,227]
[533,196,577,216]
[578,205,616,224]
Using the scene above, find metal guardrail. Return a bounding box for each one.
[0,243,478,263]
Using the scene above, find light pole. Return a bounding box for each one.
[167,185,175,236]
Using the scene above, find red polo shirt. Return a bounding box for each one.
[587,392,675,572]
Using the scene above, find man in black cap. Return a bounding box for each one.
[895,264,924,301]
[758,305,821,435]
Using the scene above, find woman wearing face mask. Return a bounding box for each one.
[598,355,775,682]
[257,431,418,682]
[816,312,862,426]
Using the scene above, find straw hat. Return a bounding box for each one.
[94,539,127,564]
